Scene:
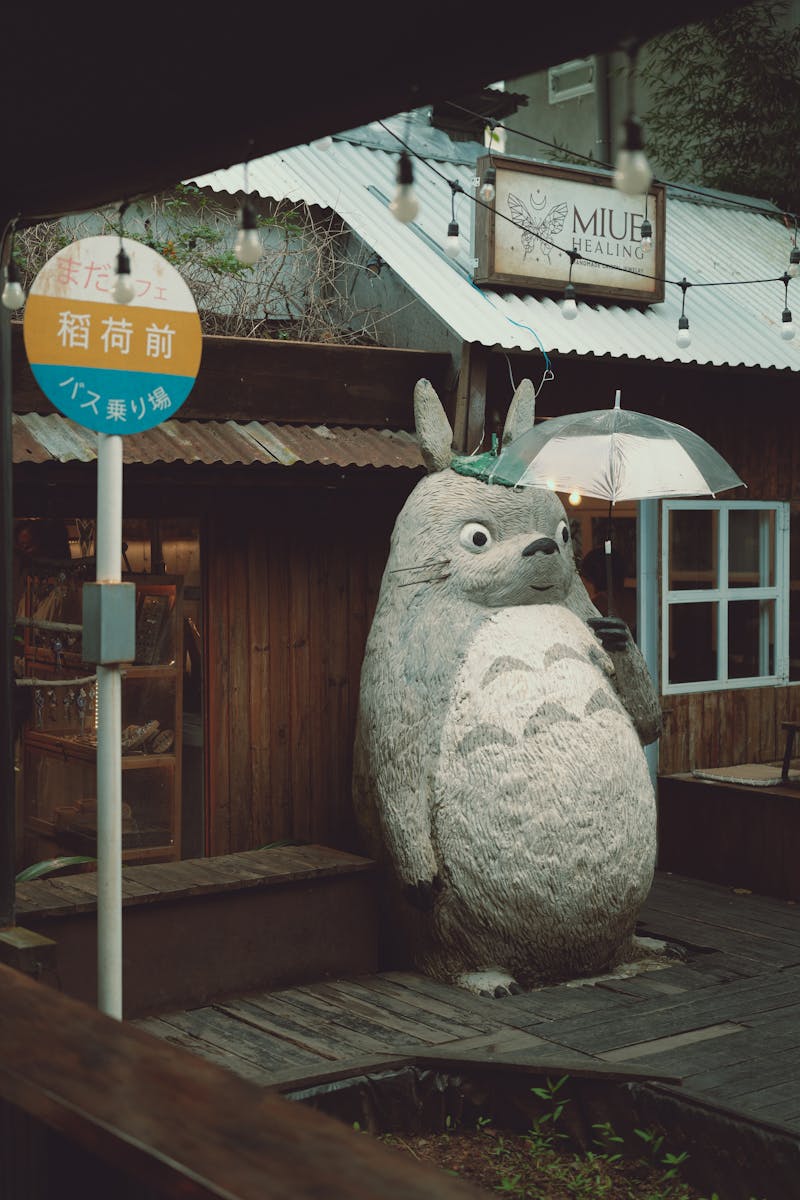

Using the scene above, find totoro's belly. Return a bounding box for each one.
[432,604,655,928]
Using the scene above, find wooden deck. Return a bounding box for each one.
[136,870,800,1134]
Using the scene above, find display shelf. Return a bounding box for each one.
[21,571,183,865]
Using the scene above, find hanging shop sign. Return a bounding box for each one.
[23,235,202,434]
[474,155,666,305]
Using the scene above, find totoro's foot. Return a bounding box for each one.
[456,970,522,998]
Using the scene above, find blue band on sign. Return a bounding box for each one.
[30,363,197,435]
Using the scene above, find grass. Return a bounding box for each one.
[365,1075,767,1200]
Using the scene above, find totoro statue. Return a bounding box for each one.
[353,378,662,997]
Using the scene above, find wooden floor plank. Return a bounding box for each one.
[281,983,433,1052]
[327,977,485,1040]
[242,990,400,1056]
[359,975,499,1034]
[135,1016,281,1086]
[378,971,527,1027]
[638,905,799,967]
[213,998,344,1062]
[158,1007,328,1072]
[300,980,456,1046]
[529,968,800,1054]
[598,1021,746,1064]
[684,1043,800,1096]
[501,983,643,1026]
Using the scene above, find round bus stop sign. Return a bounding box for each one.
[23,235,202,434]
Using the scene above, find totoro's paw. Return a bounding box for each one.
[403,875,442,911]
[456,970,522,998]
[587,616,630,653]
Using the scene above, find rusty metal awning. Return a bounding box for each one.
[12,413,424,471]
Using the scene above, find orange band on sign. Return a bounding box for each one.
[24,294,202,378]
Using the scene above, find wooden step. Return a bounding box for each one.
[15,845,378,1018]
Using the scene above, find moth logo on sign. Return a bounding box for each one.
[23,236,202,435]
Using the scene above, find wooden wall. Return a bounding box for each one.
[206,484,410,856]
[658,683,800,775]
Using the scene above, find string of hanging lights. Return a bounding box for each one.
[1,219,25,311]
[233,156,263,267]
[110,202,136,305]
[376,114,797,344]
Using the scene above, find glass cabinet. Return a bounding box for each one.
[21,569,183,864]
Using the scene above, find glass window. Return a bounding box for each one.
[662,501,788,694]
[13,516,205,872]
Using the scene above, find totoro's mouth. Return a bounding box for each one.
[530,585,553,592]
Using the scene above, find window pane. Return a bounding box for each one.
[729,599,775,679]
[729,509,774,588]
[669,509,717,590]
[668,602,717,684]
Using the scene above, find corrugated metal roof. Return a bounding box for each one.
[191,116,800,373]
[12,414,424,470]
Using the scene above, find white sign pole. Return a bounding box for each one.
[96,431,123,1018]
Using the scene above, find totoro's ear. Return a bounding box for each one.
[501,378,536,446]
[414,378,453,473]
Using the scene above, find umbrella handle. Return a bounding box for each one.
[605,499,616,619]
[604,539,615,618]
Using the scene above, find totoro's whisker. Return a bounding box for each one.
[389,559,450,574]
[397,573,451,587]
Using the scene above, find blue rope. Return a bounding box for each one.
[469,280,552,371]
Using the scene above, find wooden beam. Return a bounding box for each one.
[0,963,482,1198]
[452,343,489,455]
[10,324,450,430]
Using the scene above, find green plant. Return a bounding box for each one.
[13,185,395,348]
[15,855,95,882]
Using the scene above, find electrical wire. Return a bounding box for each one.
[444,100,800,227]
[376,119,795,297]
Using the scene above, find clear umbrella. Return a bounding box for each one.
[487,391,745,614]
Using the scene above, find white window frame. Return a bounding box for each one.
[547,58,596,104]
[661,499,790,695]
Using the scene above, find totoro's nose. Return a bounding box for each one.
[522,537,560,557]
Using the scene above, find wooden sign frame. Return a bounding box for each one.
[474,154,666,306]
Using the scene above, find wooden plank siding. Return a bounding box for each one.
[659,685,800,775]
[207,488,405,856]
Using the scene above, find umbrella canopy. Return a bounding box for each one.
[487,393,745,503]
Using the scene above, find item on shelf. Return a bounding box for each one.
[34,688,44,728]
[76,687,87,733]
[149,728,174,755]
[135,594,171,664]
[121,719,160,753]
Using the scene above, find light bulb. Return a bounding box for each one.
[390,152,419,223]
[640,217,653,254]
[789,247,800,278]
[780,308,796,340]
[546,480,557,491]
[2,260,25,310]
[111,248,136,305]
[676,315,691,348]
[390,185,419,223]
[445,221,460,258]
[614,149,653,196]
[568,491,582,506]
[614,117,653,195]
[234,202,262,265]
[312,136,333,151]
[479,167,496,204]
[561,282,578,320]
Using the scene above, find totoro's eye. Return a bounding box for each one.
[459,522,493,553]
[556,520,570,546]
